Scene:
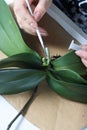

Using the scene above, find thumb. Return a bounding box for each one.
[33,0,51,22]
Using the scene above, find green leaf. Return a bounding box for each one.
[51,51,87,76]
[0,53,44,69]
[47,72,87,103]
[0,69,46,94]
[0,0,38,56]
[50,69,87,84]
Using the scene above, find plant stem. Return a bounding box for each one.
[7,86,38,130]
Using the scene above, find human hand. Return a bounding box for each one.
[13,0,52,36]
[75,45,87,67]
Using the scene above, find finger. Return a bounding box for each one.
[13,0,38,35]
[81,58,87,67]
[38,26,48,36]
[33,0,52,22]
[21,20,37,35]
[75,50,87,60]
[81,45,87,51]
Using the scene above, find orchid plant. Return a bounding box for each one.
[0,0,87,105]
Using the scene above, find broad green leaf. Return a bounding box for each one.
[51,51,86,76]
[0,69,46,94]
[47,72,87,103]
[50,69,87,84]
[0,53,44,69]
[0,0,38,56]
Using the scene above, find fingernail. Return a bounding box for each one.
[30,22,37,29]
[40,32,48,36]
[39,30,48,36]
[34,12,42,22]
